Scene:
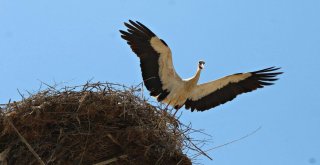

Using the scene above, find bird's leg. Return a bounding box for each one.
[164,101,171,111]
[172,106,180,117]
[172,102,183,134]
[172,96,182,117]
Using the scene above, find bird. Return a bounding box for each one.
[120,20,283,112]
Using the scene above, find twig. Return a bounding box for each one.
[2,101,46,165]
[92,155,127,165]
[155,151,165,165]
[183,133,212,160]
[0,145,12,162]
[17,89,25,100]
[107,134,121,146]
[37,79,58,92]
[78,104,92,165]
[191,126,262,159]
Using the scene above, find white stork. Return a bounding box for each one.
[120,20,283,112]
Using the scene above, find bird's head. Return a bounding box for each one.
[198,60,205,70]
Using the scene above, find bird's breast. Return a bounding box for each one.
[161,83,194,106]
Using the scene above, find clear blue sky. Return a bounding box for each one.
[1,0,319,164]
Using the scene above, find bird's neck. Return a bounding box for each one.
[188,67,201,86]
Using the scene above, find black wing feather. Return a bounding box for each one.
[120,20,169,99]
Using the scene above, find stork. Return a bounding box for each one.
[120,20,283,112]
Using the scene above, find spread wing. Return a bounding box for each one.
[120,20,182,101]
[185,67,283,111]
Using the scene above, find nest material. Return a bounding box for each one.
[0,82,194,165]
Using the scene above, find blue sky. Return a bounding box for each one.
[1,0,319,164]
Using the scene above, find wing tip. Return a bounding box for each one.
[252,66,283,87]
[254,66,283,73]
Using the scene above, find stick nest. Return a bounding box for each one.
[0,82,196,165]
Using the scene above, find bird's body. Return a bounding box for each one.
[120,20,282,112]
[160,66,201,109]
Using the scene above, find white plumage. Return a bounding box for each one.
[120,20,282,112]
